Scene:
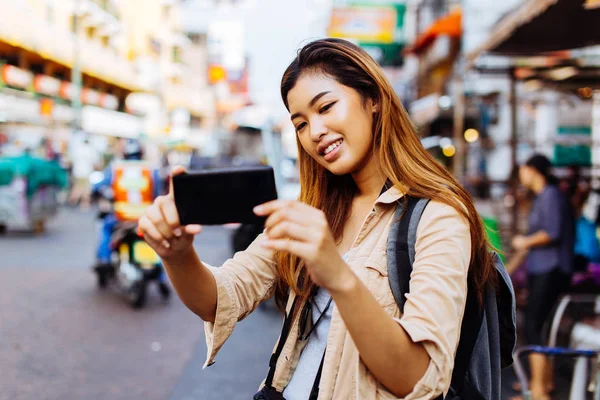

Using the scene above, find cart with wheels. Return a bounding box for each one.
[0,154,67,233]
[514,295,600,400]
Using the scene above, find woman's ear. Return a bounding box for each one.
[370,99,379,114]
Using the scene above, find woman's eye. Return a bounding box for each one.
[295,122,307,133]
[319,102,335,114]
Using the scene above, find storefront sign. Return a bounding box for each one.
[125,93,161,115]
[59,82,73,100]
[52,104,74,123]
[39,98,54,117]
[81,88,102,106]
[0,93,42,123]
[1,65,33,89]
[328,2,406,66]
[82,105,143,138]
[100,94,119,110]
[328,6,397,44]
[34,74,61,97]
[208,64,227,84]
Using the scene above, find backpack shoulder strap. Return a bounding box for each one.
[387,196,429,312]
[388,196,485,399]
[451,283,484,398]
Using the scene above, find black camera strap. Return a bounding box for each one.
[264,295,328,399]
[265,296,299,388]
[308,351,326,400]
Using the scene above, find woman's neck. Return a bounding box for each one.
[351,156,386,200]
[531,177,547,194]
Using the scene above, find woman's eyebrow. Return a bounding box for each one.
[290,91,331,120]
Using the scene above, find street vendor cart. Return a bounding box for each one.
[0,154,67,233]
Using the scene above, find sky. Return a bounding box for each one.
[182,0,333,119]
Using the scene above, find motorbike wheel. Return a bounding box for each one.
[128,281,147,309]
[97,272,108,289]
[158,282,171,300]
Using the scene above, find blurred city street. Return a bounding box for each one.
[0,207,281,400]
[1,0,600,398]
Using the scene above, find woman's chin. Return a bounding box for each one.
[323,162,354,176]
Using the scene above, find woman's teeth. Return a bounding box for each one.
[324,140,343,155]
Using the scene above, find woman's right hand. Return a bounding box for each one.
[139,166,202,260]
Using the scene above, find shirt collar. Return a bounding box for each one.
[375,181,408,205]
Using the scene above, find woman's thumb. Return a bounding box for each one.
[168,165,187,195]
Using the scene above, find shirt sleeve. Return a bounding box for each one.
[203,232,278,368]
[538,189,563,242]
[395,201,471,399]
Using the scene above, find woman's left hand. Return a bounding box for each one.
[254,200,354,293]
[511,234,529,251]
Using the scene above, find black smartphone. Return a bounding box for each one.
[172,166,278,225]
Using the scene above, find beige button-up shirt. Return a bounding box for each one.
[203,186,471,399]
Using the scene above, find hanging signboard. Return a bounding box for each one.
[34,75,61,97]
[59,82,73,101]
[100,94,119,110]
[81,88,102,107]
[328,2,406,66]
[328,6,397,44]
[1,65,33,89]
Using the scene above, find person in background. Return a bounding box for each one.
[509,154,575,400]
[68,138,99,211]
[92,139,170,297]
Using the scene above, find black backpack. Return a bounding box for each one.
[388,196,517,400]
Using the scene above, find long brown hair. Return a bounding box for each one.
[276,38,495,310]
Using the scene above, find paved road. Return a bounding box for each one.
[0,207,281,400]
[1,206,578,400]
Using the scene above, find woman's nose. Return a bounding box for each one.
[309,118,327,142]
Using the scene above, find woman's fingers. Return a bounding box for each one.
[146,202,175,240]
[143,233,171,254]
[184,224,202,235]
[265,220,314,243]
[261,237,311,257]
[138,215,166,245]
[157,196,181,235]
[255,200,314,219]
[168,165,187,195]
[262,202,318,231]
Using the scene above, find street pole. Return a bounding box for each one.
[592,90,600,190]
[71,0,83,135]
[509,68,518,239]
[452,72,465,183]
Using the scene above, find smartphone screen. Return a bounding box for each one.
[172,166,278,225]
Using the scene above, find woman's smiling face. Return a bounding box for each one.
[286,72,377,176]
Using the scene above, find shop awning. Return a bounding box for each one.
[404,8,461,55]
[469,0,600,61]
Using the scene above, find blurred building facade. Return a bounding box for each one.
[466,0,600,190]
[0,0,214,162]
[120,0,214,139]
[403,0,600,199]
[0,0,144,154]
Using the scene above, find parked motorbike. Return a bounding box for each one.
[95,221,170,308]
[92,179,170,309]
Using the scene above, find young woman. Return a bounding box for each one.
[138,38,496,399]
[510,154,574,400]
